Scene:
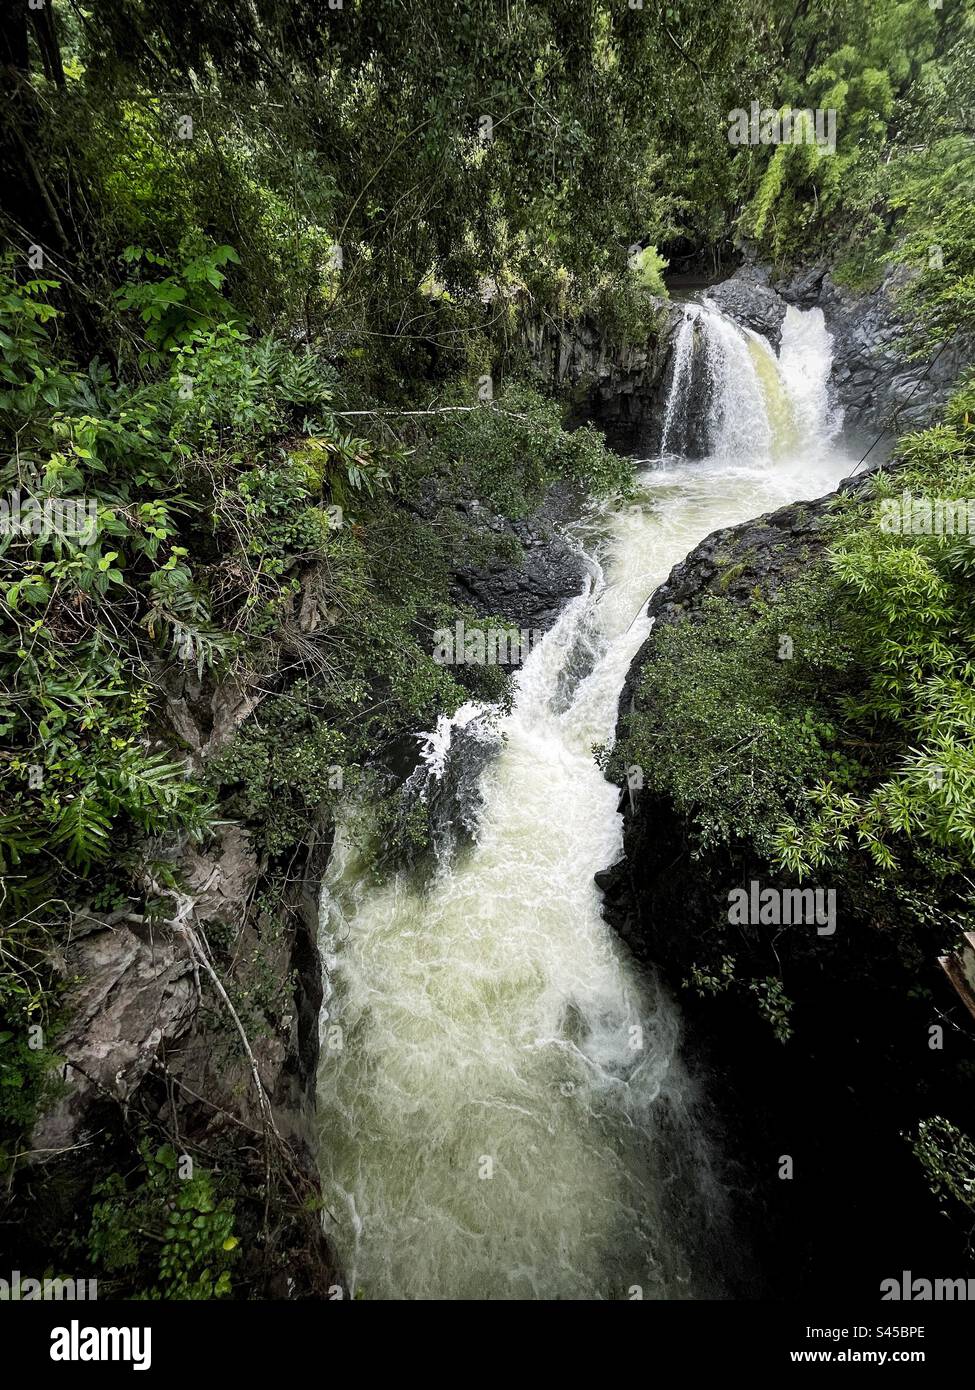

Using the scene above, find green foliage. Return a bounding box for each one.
[889,138,975,349]
[629,245,669,300]
[686,954,737,997]
[424,380,632,517]
[116,241,242,367]
[610,581,860,857]
[830,229,891,293]
[912,1116,975,1216]
[737,0,975,360]
[209,689,349,857]
[775,381,975,875]
[0,256,432,1191]
[747,975,795,1044]
[1,523,205,917]
[0,263,407,924]
[0,1016,61,1168]
[739,0,941,265]
[88,1143,239,1299]
[685,957,794,1043]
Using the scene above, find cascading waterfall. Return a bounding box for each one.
[659,299,841,460]
[777,303,843,439]
[658,310,698,456]
[316,298,856,1300]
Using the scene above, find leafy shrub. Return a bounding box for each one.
[776,380,975,875]
[89,1143,239,1299]
[424,379,632,517]
[610,581,860,857]
[115,241,242,367]
[209,689,349,857]
[0,260,406,924]
[912,1116,975,1216]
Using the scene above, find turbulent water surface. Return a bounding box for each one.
[316,303,858,1300]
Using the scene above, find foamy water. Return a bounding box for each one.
[316,304,856,1300]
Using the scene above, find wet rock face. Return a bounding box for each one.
[711,259,972,436]
[800,266,975,435]
[450,481,588,634]
[617,490,838,730]
[706,266,788,350]
[393,706,505,875]
[520,305,685,457]
[649,494,834,621]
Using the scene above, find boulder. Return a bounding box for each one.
[450,481,589,633]
[31,922,197,1155]
[706,268,788,349]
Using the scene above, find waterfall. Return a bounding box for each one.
[778,303,844,440]
[659,310,698,456]
[316,304,855,1301]
[658,299,837,460]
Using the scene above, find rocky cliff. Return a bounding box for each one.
[711,260,973,438]
[596,484,974,1299]
[520,305,684,457]
[520,247,967,468]
[15,674,338,1298]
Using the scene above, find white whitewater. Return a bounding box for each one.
[659,309,697,455]
[316,302,855,1300]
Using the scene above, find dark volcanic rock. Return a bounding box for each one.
[706,266,788,350]
[520,303,685,456]
[777,262,973,435]
[450,480,588,634]
[695,258,970,439]
[619,492,838,717]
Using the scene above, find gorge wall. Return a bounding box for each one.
[595,490,970,1296]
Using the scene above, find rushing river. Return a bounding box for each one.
[316,302,859,1299]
